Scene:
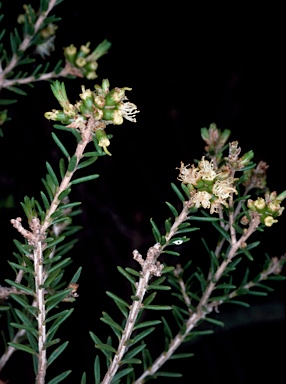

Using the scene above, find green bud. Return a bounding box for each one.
[75,57,86,67]
[102,108,115,121]
[95,129,112,156]
[79,86,94,111]
[44,110,71,124]
[101,79,110,94]
[93,109,104,120]
[105,88,123,106]
[79,42,91,56]
[64,44,77,63]
[94,95,105,108]
[84,61,98,72]
[86,71,97,80]
[94,84,103,94]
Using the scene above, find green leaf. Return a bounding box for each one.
[125,344,146,361]
[112,368,134,382]
[142,292,157,306]
[120,357,141,365]
[46,161,59,187]
[8,342,36,355]
[43,338,61,350]
[189,215,220,222]
[10,322,38,337]
[134,320,161,330]
[204,317,225,327]
[106,291,129,308]
[45,289,73,311]
[113,300,128,319]
[9,294,37,316]
[161,266,175,274]
[165,201,178,217]
[8,261,34,274]
[215,283,236,290]
[132,327,155,344]
[6,86,27,96]
[59,201,81,210]
[67,155,78,172]
[51,132,70,158]
[77,156,98,170]
[41,191,50,210]
[100,312,123,333]
[71,174,99,185]
[53,124,82,141]
[147,284,171,291]
[176,227,200,234]
[53,59,63,75]
[226,300,250,308]
[47,308,74,341]
[247,290,268,296]
[211,220,231,241]
[162,250,180,256]
[94,355,100,384]
[47,341,69,367]
[5,279,34,296]
[47,370,72,384]
[239,248,254,261]
[45,236,66,250]
[169,352,194,359]
[125,267,140,277]
[81,372,86,384]
[171,182,185,202]
[150,218,161,242]
[0,99,17,105]
[69,266,82,285]
[152,371,182,378]
[117,266,136,284]
[95,342,116,353]
[58,188,71,201]
[143,305,172,310]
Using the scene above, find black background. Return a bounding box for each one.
[0,1,285,383]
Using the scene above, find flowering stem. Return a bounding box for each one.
[0,0,58,88]
[34,241,46,384]
[134,212,261,383]
[101,269,152,384]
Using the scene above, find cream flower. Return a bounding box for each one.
[192,191,212,209]
[210,197,228,214]
[212,178,237,200]
[198,156,217,181]
[177,162,200,185]
[118,100,139,123]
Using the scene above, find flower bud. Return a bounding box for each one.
[94,96,105,108]
[95,129,111,156]
[254,197,266,210]
[75,57,86,67]
[101,79,110,94]
[264,216,278,227]
[86,71,97,80]
[64,44,77,63]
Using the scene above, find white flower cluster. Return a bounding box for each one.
[178,157,237,214]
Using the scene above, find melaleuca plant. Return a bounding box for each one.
[0,79,139,383]
[85,123,286,383]
[0,0,111,135]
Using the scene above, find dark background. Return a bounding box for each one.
[0,1,285,383]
